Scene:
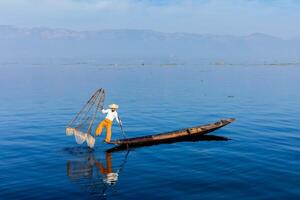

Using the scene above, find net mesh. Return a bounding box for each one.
[66,88,105,146]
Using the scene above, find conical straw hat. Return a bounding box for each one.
[109,104,119,109]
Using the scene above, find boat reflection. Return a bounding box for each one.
[66,134,228,198]
[107,134,229,152]
[66,149,129,199]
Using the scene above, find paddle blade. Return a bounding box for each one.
[86,135,95,148]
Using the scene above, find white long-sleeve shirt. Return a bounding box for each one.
[102,109,120,124]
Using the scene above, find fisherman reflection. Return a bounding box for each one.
[96,153,118,185]
[66,151,121,188]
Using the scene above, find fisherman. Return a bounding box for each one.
[95,103,121,143]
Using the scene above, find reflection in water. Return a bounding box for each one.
[66,149,129,199]
[66,135,228,198]
[96,153,119,185]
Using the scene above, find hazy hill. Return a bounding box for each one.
[0,25,300,64]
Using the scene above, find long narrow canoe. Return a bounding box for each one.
[109,118,235,146]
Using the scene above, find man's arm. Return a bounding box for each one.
[115,112,121,124]
[102,109,109,114]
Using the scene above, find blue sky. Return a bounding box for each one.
[1,0,300,38]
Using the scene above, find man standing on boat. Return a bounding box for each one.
[95,104,121,143]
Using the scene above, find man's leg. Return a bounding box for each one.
[105,123,112,143]
[95,120,105,136]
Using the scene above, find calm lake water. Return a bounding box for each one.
[0,64,299,200]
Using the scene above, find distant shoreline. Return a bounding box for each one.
[1,60,300,68]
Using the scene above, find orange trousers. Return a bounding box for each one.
[96,119,112,142]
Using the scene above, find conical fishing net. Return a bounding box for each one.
[66,89,105,148]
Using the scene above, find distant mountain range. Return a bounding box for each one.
[0,25,300,64]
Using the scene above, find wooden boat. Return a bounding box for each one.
[107,134,230,152]
[109,118,235,147]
